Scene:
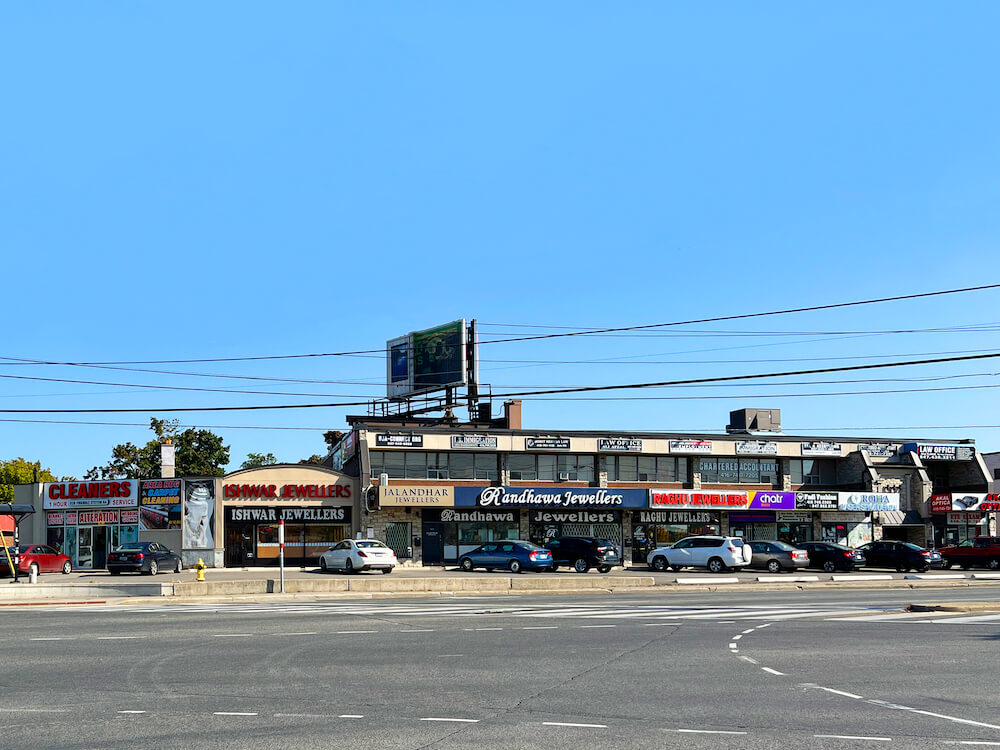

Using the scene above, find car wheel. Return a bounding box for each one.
[822,561,836,573]
[895,565,904,573]
[917,566,929,573]
[943,560,953,569]
[509,559,523,574]
[987,559,1000,571]
[707,557,727,574]
[597,565,612,574]
[767,560,782,574]
[550,563,559,572]
[573,558,590,573]
[320,557,328,572]
[175,559,183,574]
[147,560,158,576]
[61,561,72,575]
[670,565,683,572]
[382,567,393,575]
[460,558,474,572]
[651,556,668,572]
[345,559,355,574]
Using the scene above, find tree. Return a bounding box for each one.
[298,454,326,466]
[241,452,277,470]
[1,458,58,503]
[86,418,231,479]
[298,430,344,466]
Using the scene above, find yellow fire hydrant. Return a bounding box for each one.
[195,558,207,582]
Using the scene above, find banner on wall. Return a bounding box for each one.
[139,479,182,530]
[838,492,900,512]
[42,481,137,510]
[929,493,1000,512]
[183,479,216,549]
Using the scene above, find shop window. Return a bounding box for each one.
[603,455,681,482]
[475,454,499,481]
[509,454,593,482]
[508,454,537,481]
[404,452,426,479]
[449,453,474,480]
[426,452,449,479]
[537,454,557,481]
[789,459,836,485]
[699,458,718,483]
[558,454,594,481]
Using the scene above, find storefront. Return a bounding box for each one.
[422,507,519,565]
[528,509,623,548]
[42,481,139,570]
[929,493,997,546]
[221,465,356,568]
[630,510,720,563]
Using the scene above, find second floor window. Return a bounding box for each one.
[370,451,498,481]
[601,455,687,483]
[507,454,595,481]
[788,459,836,485]
[700,458,778,484]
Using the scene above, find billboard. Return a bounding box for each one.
[386,320,467,398]
[139,479,182,530]
[183,479,216,550]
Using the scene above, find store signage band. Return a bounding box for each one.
[223,483,351,499]
[736,441,778,456]
[747,490,795,510]
[42,481,137,509]
[526,437,571,450]
[46,512,65,526]
[669,439,713,455]
[375,433,424,448]
[903,443,975,462]
[637,510,719,524]
[529,510,617,524]
[794,491,839,510]
[226,506,349,522]
[801,442,842,457]
[839,493,900,512]
[439,509,516,523]
[459,486,646,509]
[947,512,983,525]
[78,510,119,525]
[864,443,896,458]
[929,493,1000,512]
[379,486,455,507]
[597,438,642,452]
[451,434,497,450]
[650,490,747,509]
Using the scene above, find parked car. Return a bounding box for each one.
[746,540,810,573]
[1,544,73,577]
[320,539,397,574]
[857,540,944,572]
[939,537,1000,570]
[798,541,866,572]
[646,536,752,573]
[544,536,622,573]
[107,542,182,575]
[458,540,553,573]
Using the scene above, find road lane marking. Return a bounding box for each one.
[335,630,378,634]
[339,714,364,718]
[421,717,479,723]
[213,634,253,638]
[97,636,145,640]
[0,708,70,713]
[942,741,1000,746]
[522,626,559,630]
[475,627,503,631]
[742,628,755,634]
[732,635,742,640]
[543,722,608,728]
[118,710,146,714]
[761,667,785,675]
[401,629,435,633]
[30,637,72,641]
[274,713,328,718]
[284,632,317,636]
[818,687,864,700]
[739,656,759,664]
[213,712,258,716]
[670,729,748,735]
[815,734,891,742]
[578,625,616,628]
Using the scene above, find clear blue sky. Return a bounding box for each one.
[3,3,1000,478]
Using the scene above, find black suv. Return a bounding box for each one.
[544,536,622,573]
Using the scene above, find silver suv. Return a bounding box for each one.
[647,535,752,573]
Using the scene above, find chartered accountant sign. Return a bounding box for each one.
[457,486,646,509]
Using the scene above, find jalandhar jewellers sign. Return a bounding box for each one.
[379,486,455,507]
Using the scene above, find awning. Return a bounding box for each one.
[879,510,925,526]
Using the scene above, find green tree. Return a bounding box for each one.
[298,429,344,465]
[240,452,277,470]
[0,458,58,503]
[86,418,231,479]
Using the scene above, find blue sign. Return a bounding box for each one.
[455,486,647,509]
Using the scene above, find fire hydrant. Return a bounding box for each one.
[195,558,207,582]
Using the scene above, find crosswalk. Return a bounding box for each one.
[825,610,1000,625]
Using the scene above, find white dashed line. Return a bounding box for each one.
[942,741,1000,746]
[757,623,772,628]
[284,632,317,636]
[401,630,435,633]
[339,714,364,719]
[97,636,145,640]
[522,626,559,630]
[818,687,864,700]
[213,634,253,638]
[729,643,739,650]
[742,628,755,634]
[274,713,328,718]
[30,637,71,641]
[579,625,616,629]
[474,627,503,631]
[731,635,742,640]
[670,728,748,735]
[543,721,608,728]
[117,710,146,714]
[761,667,785,676]
[739,655,759,664]
[335,630,377,635]
[420,717,480,723]
[213,712,258,716]
[815,734,890,742]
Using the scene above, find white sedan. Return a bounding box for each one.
[320,539,397,574]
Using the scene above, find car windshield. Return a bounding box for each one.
[356,541,387,549]
[115,544,147,552]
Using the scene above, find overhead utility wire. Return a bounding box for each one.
[476,283,1000,344]
[2,351,1000,413]
[2,282,997,367]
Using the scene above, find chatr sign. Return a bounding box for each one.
[747,491,795,510]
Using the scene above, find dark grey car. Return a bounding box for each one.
[107,542,183,575]
[747,540,810,573]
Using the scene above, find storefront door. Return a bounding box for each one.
[422,523,444,565]
[92,526,109,569]
[78,527,93,569]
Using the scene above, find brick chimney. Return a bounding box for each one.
[504,400,522,430]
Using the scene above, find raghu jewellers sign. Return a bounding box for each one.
[379,486,455,507]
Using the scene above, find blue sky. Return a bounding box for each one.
[3,3,1000,477]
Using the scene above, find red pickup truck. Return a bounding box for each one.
[939,537,1000,570]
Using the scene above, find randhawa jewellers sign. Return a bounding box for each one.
[529,510,618,524]
[456,486,646,508]
[426,508,516,523]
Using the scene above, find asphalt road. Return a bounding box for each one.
[3,587,999,749]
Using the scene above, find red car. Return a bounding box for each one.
[2,544,73,577]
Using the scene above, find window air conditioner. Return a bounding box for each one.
[379,472,389,486]
[558,472,570,482]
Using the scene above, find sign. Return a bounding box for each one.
[948,512,983,525]
[670,439,713,455]
[649,490,748,509]
[226,506,350,523]
[794,491,839,510]
[529,510,618,524]
[903,442,975,461]
[949,493,1000,512]
[598,438,643,453]
[864,443,896,458]
[329,432,357,471]
[65,511,78,525]
[451,434,497,450]
[526,437,571,450]
[736,441,779,456]
[375,433,424,448]
[636,510,720,525]
[801,441,842,457]
[46,512,64,526]
[78,510,119,525]
[379,486,455,507]
[458,486,646,509]
[386,320,468,398]
[747,490,795,510]
[42,481,137,510]
[386,335,412,399]
[223,483,352,500]
[183,479,216,550]
[120,509,139,524]
[428,508,516,523]
[140,479,182,531]
[838,492,900,512]
[777,511,812,522]
[929,494,954,514]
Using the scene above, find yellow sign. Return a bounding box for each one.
[379,485,455,507]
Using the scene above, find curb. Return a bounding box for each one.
[908,601,1000,614]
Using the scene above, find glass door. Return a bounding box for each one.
[77,527,93,569]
